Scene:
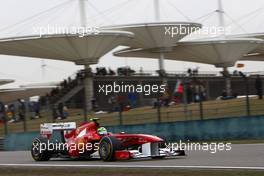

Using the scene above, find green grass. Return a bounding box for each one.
[0,167,263,176]
[1,98,264,136]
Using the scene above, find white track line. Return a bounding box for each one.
[235,143,264,146]
[0,164,263,170]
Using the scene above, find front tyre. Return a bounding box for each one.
[99,136,121,161]
[31,137,51,161]
[151,156,166,159]
[176,149,186,156]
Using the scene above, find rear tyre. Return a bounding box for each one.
[99,136,121,161]
[31,137,51,161]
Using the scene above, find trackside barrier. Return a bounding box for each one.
[3,115,264,151]
[0,137,4,151]
[107,115,264,141]
[4,131,61,151]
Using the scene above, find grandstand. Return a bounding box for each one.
[36,69,264,110]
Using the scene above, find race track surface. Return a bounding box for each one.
[0,144,263,170]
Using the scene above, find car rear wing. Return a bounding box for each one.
[40,122,76,137]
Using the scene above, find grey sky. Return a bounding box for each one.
[0,0,264,88]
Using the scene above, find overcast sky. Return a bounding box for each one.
[0,0,264,88]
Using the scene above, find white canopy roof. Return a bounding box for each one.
[232,33,264,40]
[20,82,59,88]
[103,22,202,50]
[0,31,134,65]
[232,33,264,54]
[0,87,52,103]
[231,33,264,61]
[114,38,263,67]
[241,53,264,61]
[0,79,14,86]
[245,34,264,60]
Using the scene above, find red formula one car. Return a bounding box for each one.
[31,119,185,161]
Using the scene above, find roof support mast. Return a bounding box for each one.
[154,0,160,22]
[217,0,231,96]
[79,0,87,27]
[79,0,93,121]
[217,0,225,38]
[154,0,166,81]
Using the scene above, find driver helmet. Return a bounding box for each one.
[98,127,107,135]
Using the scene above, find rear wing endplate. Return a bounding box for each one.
[40,122,76,135]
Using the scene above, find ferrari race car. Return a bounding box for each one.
[31,118,185,161]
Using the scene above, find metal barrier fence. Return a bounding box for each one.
[0,137,4,151]
[4,115,264,151]
[1,96,264,137]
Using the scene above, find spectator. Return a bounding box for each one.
[28,101,35,120]
[116,95,125,112]
[162,87,171,107]
[108,68,115,75]
[76,71,82,84]
[221,90,227,99]
[91,98,99,112]
[62,79,67,89]
[52,105,58,120]
[34,101,41,119]
[255,75,263,99]
[67,77,72,84]
[0,101,6,124]
[187,68,192,77]
[153,99,162,109]
[156,69,166,77]
[193,67,199,76]
[108,95,116,112]
[117,67,135,76]
[45,94,50,109]
[96,67,107,76]
[128,93,137,109]
[8,104,16,123]
[63,105,69,119]
[17,99,26,121]
[173,81,183,104]
[139,67,143,74]
[58,102,64,120]
[194,85,201,102]
[200,83,207,101]
[233,70,239,76]
[186,83,193,103]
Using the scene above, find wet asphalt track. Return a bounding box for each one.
[0,144,263,170]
